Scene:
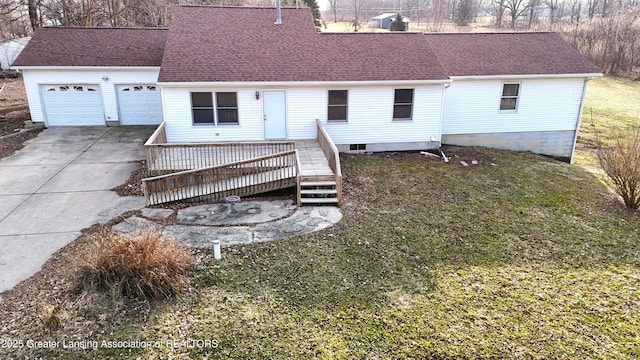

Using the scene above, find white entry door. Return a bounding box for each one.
[117,84,163,125]
[41,84,105,126]
[263,90,287,140]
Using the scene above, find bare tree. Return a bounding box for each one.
[493,0,507,28]
[328,0,339,22]
[348,0,367,31]
[586,0,598,18]
[505,0,528,27]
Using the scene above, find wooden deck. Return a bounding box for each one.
[148,140,334,179]
[143,121,342,206]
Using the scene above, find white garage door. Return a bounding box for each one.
[117,85,163,125]
[41,85,105,126]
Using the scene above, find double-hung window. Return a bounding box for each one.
[328,90,348,122]
[393,89,413,121]
[500,83,520,111]
[191,92,239,125]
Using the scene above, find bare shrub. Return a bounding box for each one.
[40,304,65,330]
[597,131,640,210]
[81,231,196,300]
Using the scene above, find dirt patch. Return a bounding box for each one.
[112,160,148,197]
[0,77,30,137]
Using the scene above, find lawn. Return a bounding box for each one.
[573,77,640,170]
[1,78,639,359]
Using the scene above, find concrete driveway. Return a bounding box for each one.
[0,126,155,295]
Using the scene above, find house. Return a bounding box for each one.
[371,13,398,29]
[0,37,30,70]
[12,6,601,205]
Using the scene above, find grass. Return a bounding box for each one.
[574,77,640,169]
[138,150,638,359]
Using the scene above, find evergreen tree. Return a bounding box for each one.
[389,13,406,31]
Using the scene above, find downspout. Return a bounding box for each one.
[438,81,451,163]
[570,77,592,164]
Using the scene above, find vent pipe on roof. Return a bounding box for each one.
[275,0,282,24]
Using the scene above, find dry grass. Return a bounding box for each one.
[80,231,196,300]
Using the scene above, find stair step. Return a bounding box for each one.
[300,181,336,187]
[300,189,338,195]
[300,197,339,204]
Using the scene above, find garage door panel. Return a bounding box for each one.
[117,85,163,125]
[41,85,105,126]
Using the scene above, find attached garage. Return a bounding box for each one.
[41,84,105,126]
[117,84,163,125]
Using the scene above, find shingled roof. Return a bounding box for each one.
[425,32,600,76]
[157,6,449,82]
[12,27,167,67]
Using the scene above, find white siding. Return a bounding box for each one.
[162,84,445,145]
[21,68,159,126]
[323,86,444,145]
[162,88,263,142]
[442,78,586,135]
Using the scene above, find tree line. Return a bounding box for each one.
[1,0,638,76]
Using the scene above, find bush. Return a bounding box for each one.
[81,231,196,300]
[597,131,640,210]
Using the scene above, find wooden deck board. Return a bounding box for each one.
[150,140,335,179]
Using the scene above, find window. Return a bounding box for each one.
[328,90,348,122]
[191,92,239,125]
[393,89,413,120]
[350,144,366,151]
[500,83,520,111]
[191,92,214,124]
[216,92,239,124]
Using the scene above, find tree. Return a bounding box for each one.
[493,0,507,28]
[454,0,475,25]
[327,0,339,22]
[505,0,528,28]
[348,0,367,31]
[390,13,406,30]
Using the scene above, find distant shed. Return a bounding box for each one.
[371,13,397,29]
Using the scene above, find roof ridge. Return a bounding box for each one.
[176,5,308,9]
[423,31,556,35]
[40,26,168,30]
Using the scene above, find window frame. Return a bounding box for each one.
[191,92,215,125]
[327,90,348,122]
[393,88,414,121]
[499,83,521,112]
[190,91,240,126]
[215,92,239,125]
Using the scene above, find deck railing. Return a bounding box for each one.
[295,149,302,207]
[143,150,298,205]
[144,123,295,176]
[316,119,343,205]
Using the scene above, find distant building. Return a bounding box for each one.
[371,13,397,29]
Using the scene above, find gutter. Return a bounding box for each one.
[449,73,603,80]
[157,79,453,88]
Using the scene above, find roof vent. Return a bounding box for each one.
[275,0,282,24]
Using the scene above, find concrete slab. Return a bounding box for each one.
[112,216,162,234]
[164,224,253,247]
[141,207,175,220]
[96,126,155,144]
[0,232,80,293]
[0,165,60,194]
[0,194,29,220]
[38,163,139,193]
[26,127,109,144]
[75,142,147,163]
[0,142,91,166]
[176,200,296,225]
[0,191,138,235]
